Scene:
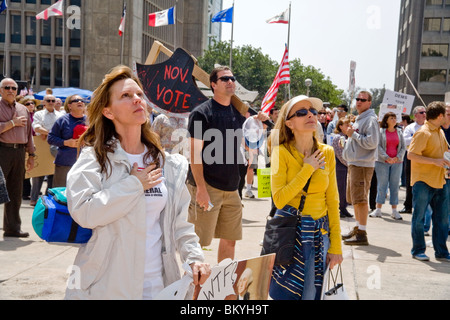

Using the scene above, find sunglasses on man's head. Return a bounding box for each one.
[3,86,17,91]
[287,108,318,120]
[218,76,236,83]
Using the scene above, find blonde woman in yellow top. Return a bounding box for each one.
[268,95,343,300]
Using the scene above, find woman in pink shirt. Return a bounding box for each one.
[370,112,406,220]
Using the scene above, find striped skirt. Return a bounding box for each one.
[269,205,329,300]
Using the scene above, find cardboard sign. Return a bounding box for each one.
[25,137,55,179]
[257,168,271,198]
[378,103,403,123]
[194,254,275,300]
[135,48,209,118]
[382,89,415,115]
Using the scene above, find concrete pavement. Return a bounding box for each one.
[0,185,449,300]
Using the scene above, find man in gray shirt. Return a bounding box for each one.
[342,91,380,246]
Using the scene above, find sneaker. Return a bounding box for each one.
[344,230,369,246]
[369,208,382,218]
[412,253,430,261]
[244,190,255,199]
[436,254,450,262]
[341,226,358,240]
[391,209,403,220]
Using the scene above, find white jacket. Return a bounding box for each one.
[65,140,204,300]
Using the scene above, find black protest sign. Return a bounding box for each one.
[136,48,208,116]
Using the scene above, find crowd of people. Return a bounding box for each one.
[0,64,449,300]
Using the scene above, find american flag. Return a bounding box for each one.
[261,46,290,114]
[36,0,64,20]
[119,3,126,36]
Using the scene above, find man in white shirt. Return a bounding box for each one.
[30,95,62,206]
[400,106,427,213]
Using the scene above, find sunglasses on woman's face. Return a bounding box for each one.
[287,108,318,120]
[70,98,85,104]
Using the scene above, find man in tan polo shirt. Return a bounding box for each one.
[0,78,35,237]
[408,101,450,262]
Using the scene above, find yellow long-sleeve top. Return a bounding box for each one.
[271,141,342,255]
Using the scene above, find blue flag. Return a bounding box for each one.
[0,0,7,14]
[211,6,233,23]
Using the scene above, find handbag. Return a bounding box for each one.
[321,264,349,300]
[261,178,311,266]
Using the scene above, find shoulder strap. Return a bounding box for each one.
[298,177,312,214]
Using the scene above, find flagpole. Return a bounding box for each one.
[229,0,235,69]
[287,1,291,100]
[3,0,9,77]
[174,1,177,50]
[62,0,66,87]
[120,0,126,64]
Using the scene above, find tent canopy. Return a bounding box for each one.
[34,87,93,103]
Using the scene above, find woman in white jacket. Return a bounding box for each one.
[65,65,210,300]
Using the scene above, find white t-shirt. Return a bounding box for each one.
[125,149,168,300]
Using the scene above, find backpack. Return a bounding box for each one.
[32,187,92,244]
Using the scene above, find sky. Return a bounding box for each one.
[220,0,401,92]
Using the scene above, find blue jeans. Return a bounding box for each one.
[411,181,449,258]
[375,161,402,205]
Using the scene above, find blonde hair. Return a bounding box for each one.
[80,65,164,176]
[268,98,319,154]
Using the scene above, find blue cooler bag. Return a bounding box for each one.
[32,187,92,244]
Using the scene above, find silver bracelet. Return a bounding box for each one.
[10,120,15,127]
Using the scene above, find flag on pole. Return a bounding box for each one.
[36,0,64,20]
[148,6,175,27]
[0,0,7,14]
[349,61,357,92]
[261,46,290,114]
[266,8,289,24]
[211,7,233,23]
[119,3,126,36]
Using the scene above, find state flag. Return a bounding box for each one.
[266,8,289,24]
[149,7,175,27]
[36,0,64,20]
[211,7,233,23]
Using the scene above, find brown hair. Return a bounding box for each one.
[334,117,351,134]
[80,65,164,176]
[380,112,398,129]
[426,101,446,121]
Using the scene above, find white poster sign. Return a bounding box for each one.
[382,89,415,115]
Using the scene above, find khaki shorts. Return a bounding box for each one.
[346,165,374,205]
[187,182,243,247]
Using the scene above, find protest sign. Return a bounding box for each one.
[135,48,209,118]
[26,137,55,179]
[378,103,403,123]
[194,255,275,300]
[382,89,415,115]
[257,168,271,198]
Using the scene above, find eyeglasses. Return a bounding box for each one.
[25,102,36,106]
[45,99,56,103]
[355,98,369,102]
[218,76,236,83]
[287,108,318,120]
[2,86,17,91]
[417,111,426,115]
[70,98,85,104]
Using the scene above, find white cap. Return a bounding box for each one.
[285,95,324,120]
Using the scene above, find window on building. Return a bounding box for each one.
[69,57,80,87]
[10,54,21,81]
[422,44,449,57]
[444,18,450,31]
[55,57,63,87]
[40,57,51,86]
[424,18,441,31]
[25,55,36,83]
[41,19,51,46]
[0,15,5,43]
[55,18,63,47]
[10,13,21,44]
[420,69,447,83]
[426,0,443,5]
[26,16,36,45]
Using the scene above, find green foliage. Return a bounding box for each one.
[198,41,345,109]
